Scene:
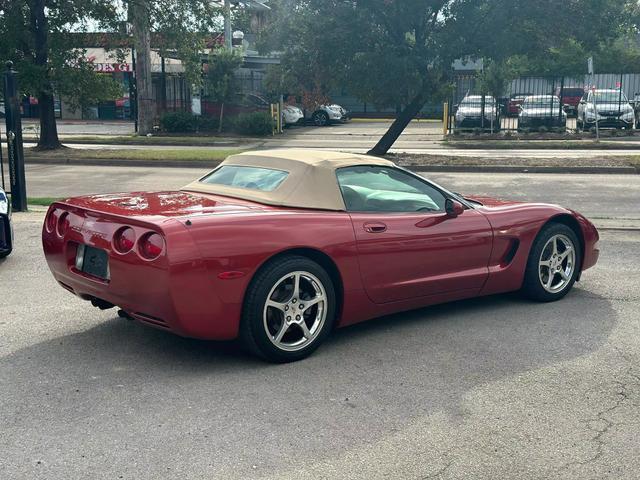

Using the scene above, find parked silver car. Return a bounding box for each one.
[577,89,635,130]
[0,188,13,258]
[517,95,567,132]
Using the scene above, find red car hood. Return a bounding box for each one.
[61,191,269,218]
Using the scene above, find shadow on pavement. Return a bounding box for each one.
[0,287,616,477]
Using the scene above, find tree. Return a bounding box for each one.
[0,0,121,149]
[204,48,242,132]
[261,0,639,155]
[125,0,222,134]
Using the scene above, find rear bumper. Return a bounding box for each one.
[42,205,242,340]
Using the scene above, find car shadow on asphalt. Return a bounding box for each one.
[2,286,616,386]
[0,286,616,472]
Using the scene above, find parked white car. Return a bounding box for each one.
[308,104,350,126]
[577,89,635,130]
[282,105,304,126]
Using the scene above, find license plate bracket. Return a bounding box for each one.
[77,245,110,280]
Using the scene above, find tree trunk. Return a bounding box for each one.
[367,91,427,156]
[131,0,154,135]
[218,103,224,133]
[38,92,60,149]
[30,0,61,149]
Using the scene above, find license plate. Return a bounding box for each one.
[76,244,110,280]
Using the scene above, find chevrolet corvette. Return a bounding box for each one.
[42,150,599,362]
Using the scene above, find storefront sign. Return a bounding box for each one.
[93,63,131,73]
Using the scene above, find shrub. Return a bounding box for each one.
[196,115,220,132]
[160,111,198,133]
[231,112,273,136]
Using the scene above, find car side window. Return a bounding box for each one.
[336,166,446,213]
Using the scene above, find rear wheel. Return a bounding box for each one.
[240,255,336,362]
[521,223,581,302]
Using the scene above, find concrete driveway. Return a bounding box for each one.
[1,211,639,479]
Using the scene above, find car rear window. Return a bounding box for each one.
[200,166,288,191]
[562,88,584,96]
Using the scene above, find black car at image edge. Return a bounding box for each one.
[0,188,13,258]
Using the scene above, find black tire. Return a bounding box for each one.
[521,223,581,302]
[312,111,329,126]
[240,255,336,363]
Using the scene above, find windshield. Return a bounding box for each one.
[594,91,628,103]
[200,166,288,191]
[523,96,561,108]
[460,96,496,107]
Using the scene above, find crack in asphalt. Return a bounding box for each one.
[555,348,639,475]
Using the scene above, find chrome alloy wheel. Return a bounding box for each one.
[263,271,328,352]
[538,234,576,293]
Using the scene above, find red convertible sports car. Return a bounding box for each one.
[43,150,599,362]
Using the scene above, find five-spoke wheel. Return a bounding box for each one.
[522,223,581,302]
[240,255,335,362]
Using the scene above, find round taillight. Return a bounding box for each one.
[57,212,70,237]
[113,227,136,254]
[46,209,58,233]
[139,232,164,260]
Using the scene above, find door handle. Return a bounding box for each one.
[364,222,387,233]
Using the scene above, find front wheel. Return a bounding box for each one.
[312,111,329,126]
[521,223,581,302]
[240,255,336,362]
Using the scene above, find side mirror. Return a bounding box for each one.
[445,198,464,217]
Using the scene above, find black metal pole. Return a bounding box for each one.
[3,61,27,211]
[131,48,138,133]
[0,120,5,191]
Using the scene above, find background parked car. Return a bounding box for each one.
[507,93,532,116]
[306,104,350,126]
[282,104,304,126]
[0,188,13,258]
[202,92,270,118]
[554,87,584,117]
[577,89,635,130]
[631,93,640,125]
[517,95,567,132]
[454,95,501,132]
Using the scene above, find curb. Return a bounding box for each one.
[24,157,639,174]
[404,165,638,175]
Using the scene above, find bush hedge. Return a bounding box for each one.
[159,110,273,136]
[230,112,273,136]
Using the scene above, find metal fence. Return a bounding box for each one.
[447,73,640,134]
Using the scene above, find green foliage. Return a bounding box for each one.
[476,60,518,99]
[230,112,273,136]
[260,0,640,111]
[145,0,224,87]
[160,111,199,132]
[0,0,121,105]
[159,111,219,133]
[204,49,244,103]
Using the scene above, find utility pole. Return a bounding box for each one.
[3,61,27,212]
[224,0,232,49]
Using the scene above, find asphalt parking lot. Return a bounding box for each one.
[1,208,639,479]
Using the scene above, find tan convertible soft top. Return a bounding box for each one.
[181,149,396,211]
